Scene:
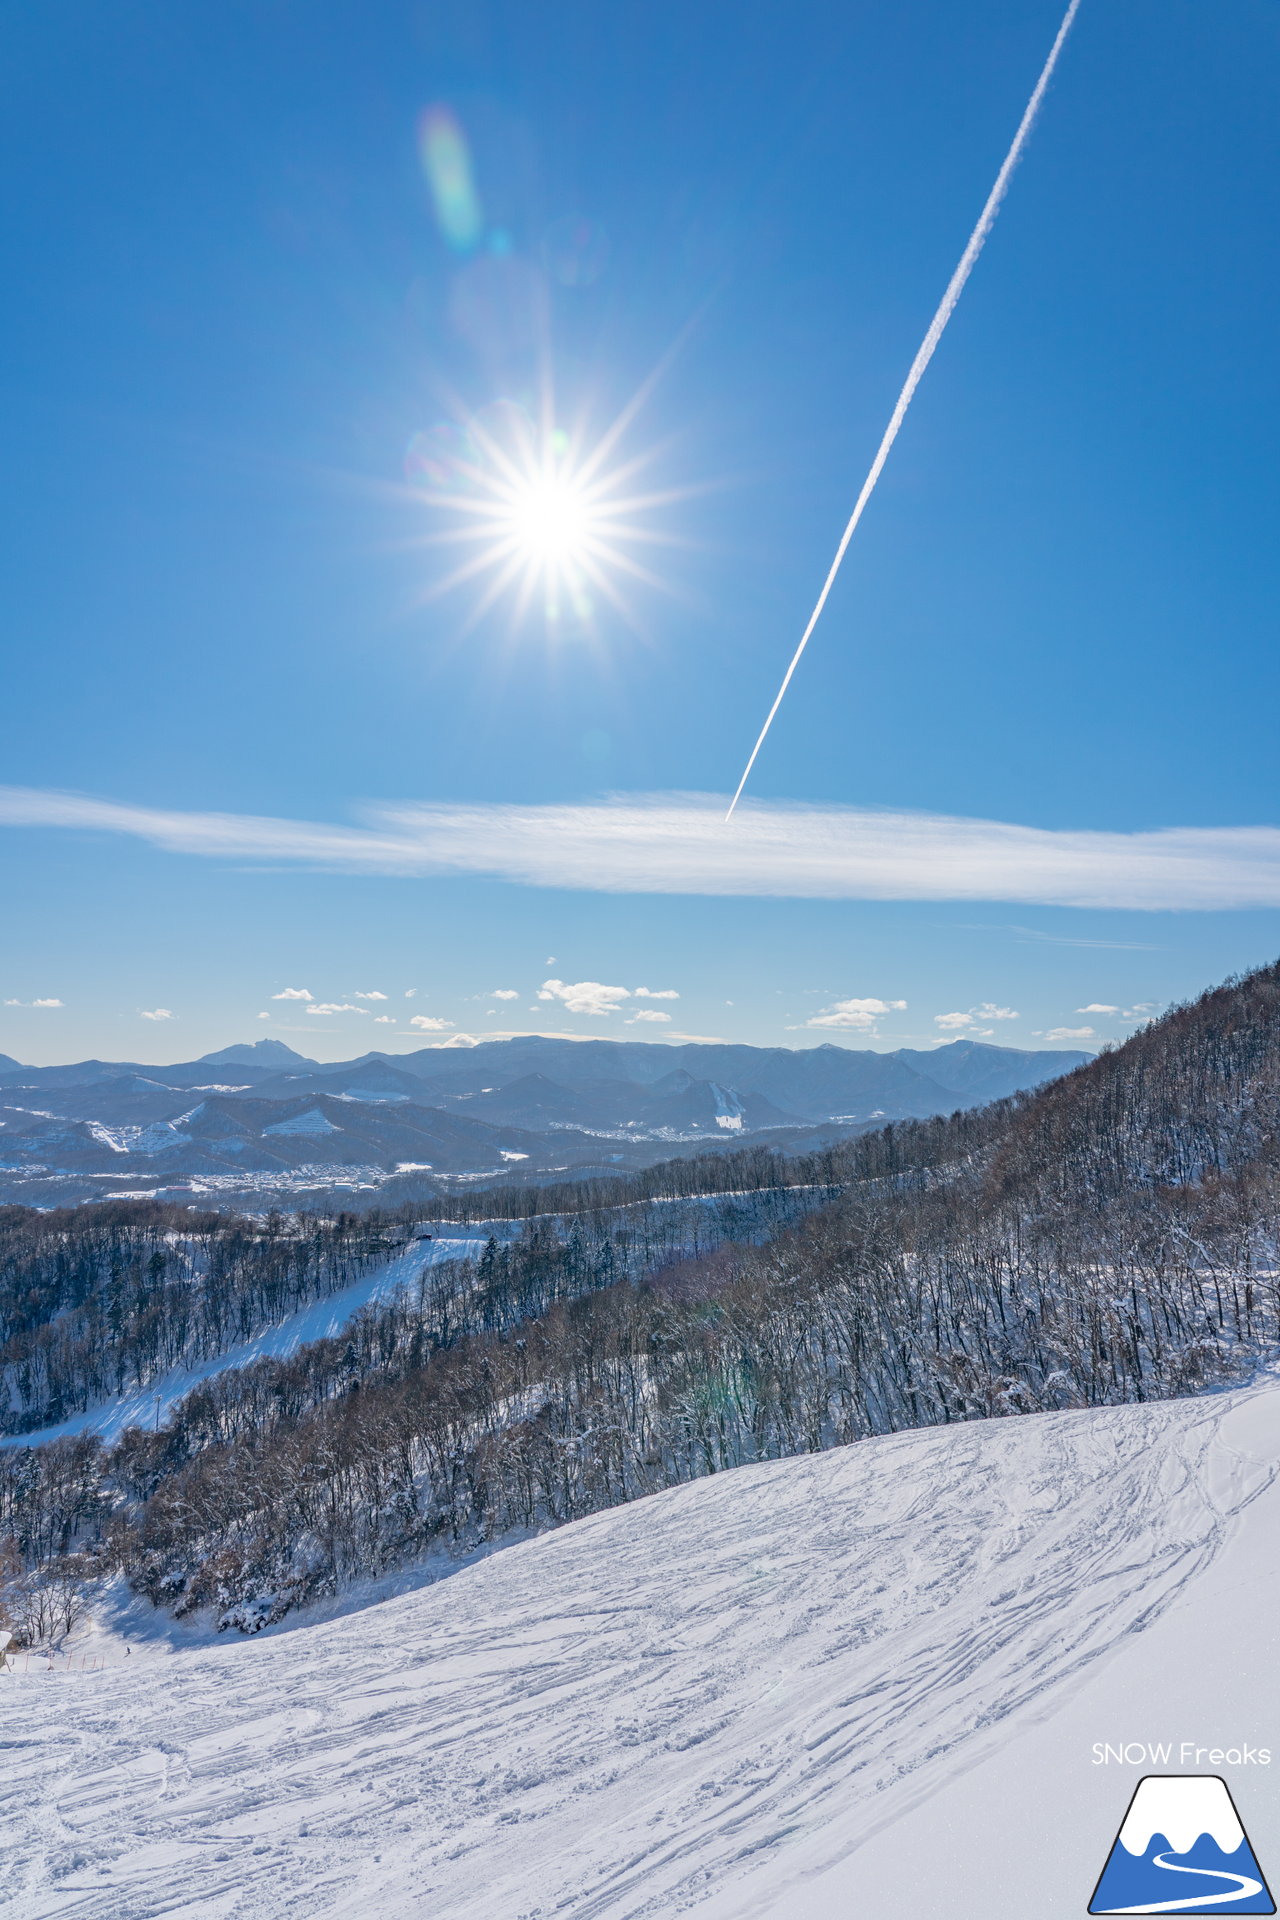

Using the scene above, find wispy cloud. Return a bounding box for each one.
[490,989,519,1001]
[951,923,1163,951]
[627,1008,672,1024]
[409,1014,454,1032]
[272,986,313,1001]
[353,990,387,1001]
[5,785,1280,909]
[140,1008,175,1021]
[3,996,63,1008]
[634,986,680,1000]
[1039,1025,1097,1042]
[806,995,907,1032]
[307,1002,367,1016]
[1076,999,1161,1022]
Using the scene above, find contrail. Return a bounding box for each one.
[726,0,1082,820]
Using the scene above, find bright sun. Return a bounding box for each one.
[506,475,591,563]
[405,387,698,634]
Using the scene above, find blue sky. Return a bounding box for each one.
[3,0,1280,1065]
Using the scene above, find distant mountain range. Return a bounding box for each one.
[0,1034,1090,1207]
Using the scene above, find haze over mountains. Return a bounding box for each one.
[0,1034,1089,1207]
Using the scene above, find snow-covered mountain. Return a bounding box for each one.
[8,1377,1280,1919]
[198,1040,315,1068]
[0,1035,1089,1206]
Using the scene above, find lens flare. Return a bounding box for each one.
[419,105,483,252]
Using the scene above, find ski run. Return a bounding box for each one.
[1,1186,824,1454]
[6,1372,1280,1918]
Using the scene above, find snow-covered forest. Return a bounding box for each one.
[5,961,1280,1641]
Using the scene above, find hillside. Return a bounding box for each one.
[7,1379,1280,1919]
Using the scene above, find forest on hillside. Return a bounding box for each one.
[4,962,1280,1642]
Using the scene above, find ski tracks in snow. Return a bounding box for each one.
[3,1386,1275,1919]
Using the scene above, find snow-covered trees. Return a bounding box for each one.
[0,1205,393,1435]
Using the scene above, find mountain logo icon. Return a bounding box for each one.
[1089,1775,1275,1914]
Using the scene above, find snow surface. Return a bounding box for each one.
[7,1379,1280,1917]
[260,1110,341,1137]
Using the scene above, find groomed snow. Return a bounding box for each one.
[7,1379,1280,1917]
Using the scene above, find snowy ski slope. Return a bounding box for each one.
[6,1380,1280,1918]
[0,1231,494,1451]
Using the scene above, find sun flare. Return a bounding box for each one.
[405,385,699,635]
[506,474,591,563]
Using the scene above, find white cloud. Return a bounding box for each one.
[807,995,908,1031]
[374,1015,395,1024]
[628,1008,672,1024]
[272,986,313,1001]
[140,1008,175,1021]
[4,996,64,1008]
[409,1014,454,1032]
[354,990,388,1001]
[545,956,557,965]
[257,1011,270,1020]
[935,1002,1019,1032]
[538,978,631,1017]
[7,785,1280,909]
[1041,1025,1097,1042]
[307,1002,367,1016]
[1078,1000,1160,1020]
[404,989,417,999]
[490,989,519,1001]
[634,986,680,1000]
